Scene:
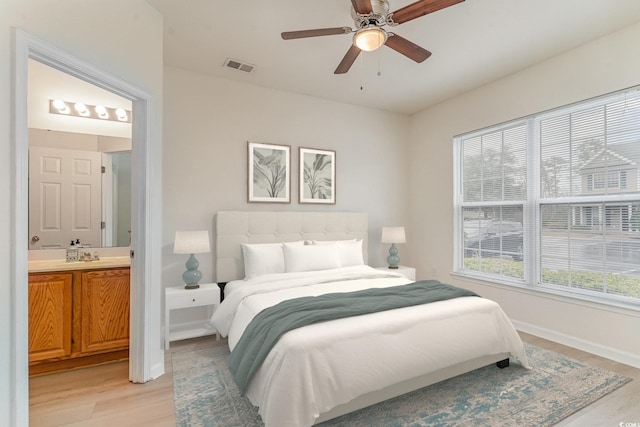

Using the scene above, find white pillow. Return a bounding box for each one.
[241,243,285,279]
[283,243,341,273]
[336,239,364,267]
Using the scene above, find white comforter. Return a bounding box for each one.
[211,265,529,427]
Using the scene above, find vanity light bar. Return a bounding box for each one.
[49,99,132,123]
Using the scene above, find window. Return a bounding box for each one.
[587,171,626,191]
[454,87,640,306]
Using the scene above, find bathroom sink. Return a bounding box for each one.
[28,256,131,272]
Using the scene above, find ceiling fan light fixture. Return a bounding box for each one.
[354,26,387,51]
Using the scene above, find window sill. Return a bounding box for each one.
[451,271,640,317]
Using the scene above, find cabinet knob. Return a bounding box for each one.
[192,298,196,302]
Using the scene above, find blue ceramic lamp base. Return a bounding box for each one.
[182,253,202,289]
[387,243,400,269]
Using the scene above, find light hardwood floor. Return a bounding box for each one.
[29,333,640,426]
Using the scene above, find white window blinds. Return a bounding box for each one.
[455,87,640,306]
[539,92,640,199]
[462,124,527,203]
[459,123,527,281]
[537,90,640,301]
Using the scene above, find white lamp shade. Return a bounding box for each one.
[381,226,406,244]
[174,230,210,254]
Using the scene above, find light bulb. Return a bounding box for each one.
[95,105,109,119]
[115,108,128,121]
[74,102,89,116]
[52,99,70,114]
[52,99,66,110]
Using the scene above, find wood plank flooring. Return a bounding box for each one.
[29,333,640,426]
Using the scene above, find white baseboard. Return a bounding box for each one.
[512,320,640,369]
[150,361,165,380]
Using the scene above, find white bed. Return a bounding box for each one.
[212,211,529,427]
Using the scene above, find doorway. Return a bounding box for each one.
[11,29,162,425]
[27,59,133,378]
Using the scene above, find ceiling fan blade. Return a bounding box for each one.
[385,33,432,63]
[351,0,373,14]
[390,0,464,25]
[281,27,352,40]
[334,45,362,74]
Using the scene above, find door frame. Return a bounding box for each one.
[102,153,115,248]
[11,29,161,425]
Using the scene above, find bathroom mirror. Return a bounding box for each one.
[28,59,133,250]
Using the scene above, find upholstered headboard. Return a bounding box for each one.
[215,211,368,283]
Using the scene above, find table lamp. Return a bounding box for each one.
[381,226,406,269]
[174,230,210,289]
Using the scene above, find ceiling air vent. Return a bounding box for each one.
[224,58,256,74]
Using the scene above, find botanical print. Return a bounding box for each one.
[248,142,290,203]
[300,148,335,204]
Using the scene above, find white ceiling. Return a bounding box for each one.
[147,0,640,115]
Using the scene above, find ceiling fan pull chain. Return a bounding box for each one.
[359,52,364,90]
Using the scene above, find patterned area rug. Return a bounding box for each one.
[172,342,631,427]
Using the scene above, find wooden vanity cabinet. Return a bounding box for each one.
[79,268,130,353]
[28,267,130,376]
[28,272,73,363]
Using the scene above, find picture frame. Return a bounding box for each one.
[248,142,290,203]
[299,147,336,204]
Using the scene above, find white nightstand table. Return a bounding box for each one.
[165,282,220,349]
[375,265,416,281]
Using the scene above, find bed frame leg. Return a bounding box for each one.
[496,358,510,369]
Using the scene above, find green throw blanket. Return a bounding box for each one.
[228,280,479,394]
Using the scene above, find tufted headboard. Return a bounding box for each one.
[215,211,368,283]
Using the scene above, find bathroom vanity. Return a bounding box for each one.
[28,255,131,376]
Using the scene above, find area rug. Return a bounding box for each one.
[172,342,631,427]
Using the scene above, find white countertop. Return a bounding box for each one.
[28,256,131,273]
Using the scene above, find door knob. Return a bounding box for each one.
[31,235,40,242]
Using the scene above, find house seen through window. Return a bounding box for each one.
[454,87,640,307]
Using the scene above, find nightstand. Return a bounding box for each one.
[375,265,416,281]
[165,282,220,349]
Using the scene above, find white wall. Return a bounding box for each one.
[408,21,640,366]
[0,1,163,425]
[29,129,131,152]
[162,66,411,319]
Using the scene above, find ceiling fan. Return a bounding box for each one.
[281,0,465,74]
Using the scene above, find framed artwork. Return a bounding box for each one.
[299,147,336,204]
[248,142,290,203]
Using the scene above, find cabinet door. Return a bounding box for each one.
[80,268,130,353]
[28,273,73,362]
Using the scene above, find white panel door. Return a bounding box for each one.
[29,147,102,249]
